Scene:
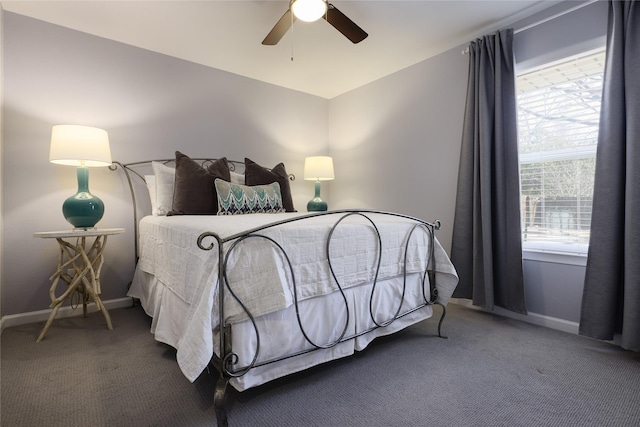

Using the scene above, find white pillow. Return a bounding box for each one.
[230,170,245,185]
[144,175,158,215]
[151,161,175,215]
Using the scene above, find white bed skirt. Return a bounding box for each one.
[131,269,434,391]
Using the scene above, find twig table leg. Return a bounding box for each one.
[35,232,117,342]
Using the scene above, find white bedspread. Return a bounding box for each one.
[131,212,458,382]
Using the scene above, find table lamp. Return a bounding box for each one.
[304,156,334,212]
[49,125,112,229]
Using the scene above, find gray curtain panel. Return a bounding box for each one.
[580,1,640,352]
[451,29,527,314]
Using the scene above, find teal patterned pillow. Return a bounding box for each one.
[215,179,286,215]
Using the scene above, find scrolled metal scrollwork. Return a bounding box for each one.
[218,235,269,377]
[402,223,438,305]
[197,231,220,251]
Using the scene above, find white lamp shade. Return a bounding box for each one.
[49,125,112,167]
[291,0,327,22]
[304,156,334,181]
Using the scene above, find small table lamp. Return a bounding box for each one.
[49,125,112,229]
[304,156,334,212]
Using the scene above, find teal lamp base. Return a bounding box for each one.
[62,167,105,229]
[307,198,328,212]
[307,180,328,212]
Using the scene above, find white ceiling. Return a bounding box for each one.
[2,1,562,99]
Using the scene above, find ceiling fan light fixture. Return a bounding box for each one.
[291,0,328,22]
[262,0,367,46]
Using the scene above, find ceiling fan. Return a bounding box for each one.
[262,0,368,45]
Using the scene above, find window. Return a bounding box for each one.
[517,48,605,253]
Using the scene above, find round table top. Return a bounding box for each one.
[33,228,125,239]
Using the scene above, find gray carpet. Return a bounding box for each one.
[1,303,639,427]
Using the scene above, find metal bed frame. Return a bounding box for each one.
[111,159,448,427]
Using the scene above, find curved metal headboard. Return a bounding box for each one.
[108,158,295,261]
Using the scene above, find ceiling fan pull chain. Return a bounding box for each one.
[290,8,295,61]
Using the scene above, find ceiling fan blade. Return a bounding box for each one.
[324,3,368,44]
[262,9,296,45]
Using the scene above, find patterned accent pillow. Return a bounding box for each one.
[215,179,286,215]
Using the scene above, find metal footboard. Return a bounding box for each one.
[197,210,447,427]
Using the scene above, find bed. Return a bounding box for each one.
[113,154,458,426]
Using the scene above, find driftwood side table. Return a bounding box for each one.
[33,228,125,342]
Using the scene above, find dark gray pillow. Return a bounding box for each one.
[244,158,296,212]
[169,151,231,215]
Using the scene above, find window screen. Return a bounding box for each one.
[517,48,605,251]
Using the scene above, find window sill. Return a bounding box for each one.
[522,247,587,266]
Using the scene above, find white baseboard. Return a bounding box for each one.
[450,298,580,335]
[0,297,134,333]
[2,297,607,345]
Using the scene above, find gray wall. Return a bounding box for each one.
[328,47,467,254]
[1,1,611,328]
[514,0,608,71]
[1,12,329,316]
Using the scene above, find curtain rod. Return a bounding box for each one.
[461,0,599,54]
